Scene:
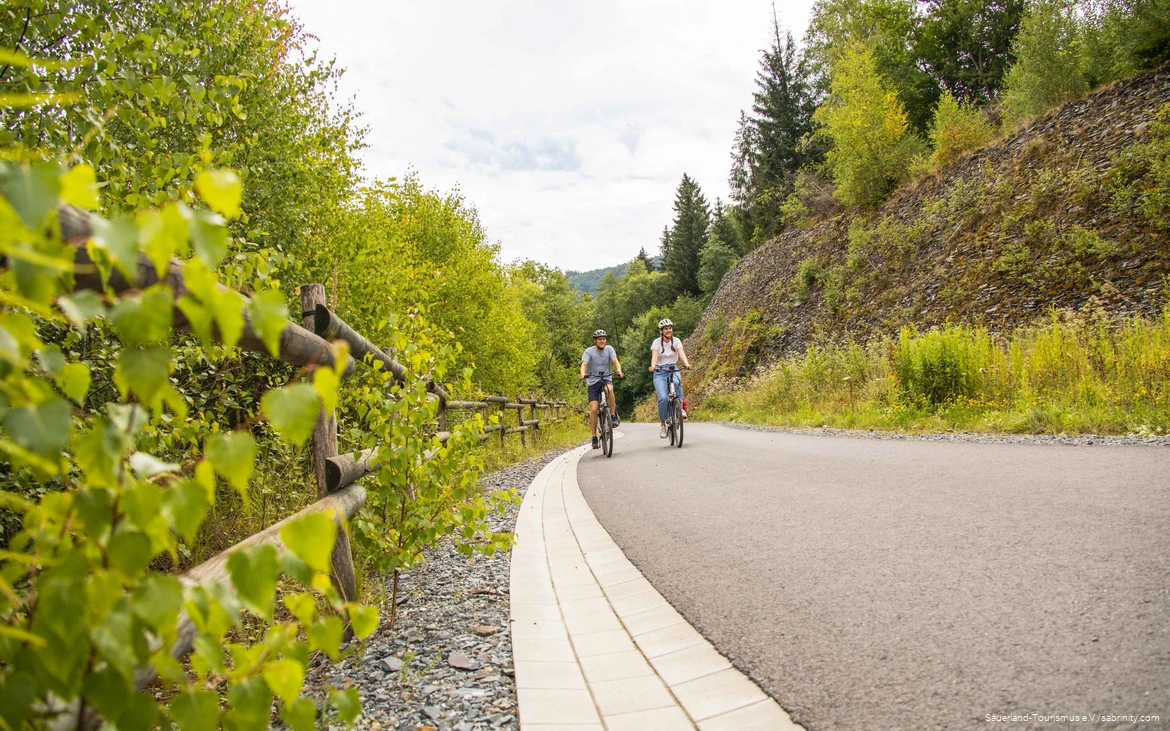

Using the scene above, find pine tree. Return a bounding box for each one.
[658,225,672,263]
[729,15,820,243]
[635,247,655,272]
[710,199,746,256]
[664,174,710,297]
[752,22,818,200]
[729,111,760,209]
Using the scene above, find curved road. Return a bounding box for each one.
[577,423,1170,730]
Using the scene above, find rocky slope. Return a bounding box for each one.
[687,64,1170,398]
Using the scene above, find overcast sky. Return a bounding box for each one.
[286,0,818,272]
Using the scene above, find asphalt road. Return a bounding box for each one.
[577,423,1170,730]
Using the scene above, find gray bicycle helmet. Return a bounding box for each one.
[592,329,608,339]
[658,318,673,329]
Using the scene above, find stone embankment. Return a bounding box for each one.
[690,64,1170,393]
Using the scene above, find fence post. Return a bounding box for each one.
[301,284,358,608]
[514,394,525,448]
[437,395,448,431]
[498,392,506,450]
[530,397,539,446]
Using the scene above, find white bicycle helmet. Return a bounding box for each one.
[658,318,673,329]
[592,329,608,339]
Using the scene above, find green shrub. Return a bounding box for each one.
[1001,0,1089,127]
[995,242,1034,278]
[793,257,822,302]
[846,220,878,271]
[1063,225,1119,260]
[706,313,729,344]
[929,92,997,167]
[698,310,1170,434]
[1081,0,1170,85]
[814,42,928,207]
[823,266,848,315]
[1105,104,1170,232]
[894,326,994,405]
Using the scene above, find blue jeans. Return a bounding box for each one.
[653,371,683,421]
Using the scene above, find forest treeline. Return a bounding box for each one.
[595,0,1169,413]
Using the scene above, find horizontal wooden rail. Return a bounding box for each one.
[134,482,368,689]
[313,304,449,402]
[325,439,449,492]
[57,207,354,376]
[445,400,489,410]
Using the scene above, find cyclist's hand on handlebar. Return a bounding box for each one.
[617,371,624,379]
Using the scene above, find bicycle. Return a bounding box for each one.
[584,371,618,457]
[655,365,688,448]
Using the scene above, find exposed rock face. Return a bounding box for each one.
[688,64,1170,397]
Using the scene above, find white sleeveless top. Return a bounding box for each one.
[651,337,682,366]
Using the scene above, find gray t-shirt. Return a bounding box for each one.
[581,345,616,384]
[651,337,683,367]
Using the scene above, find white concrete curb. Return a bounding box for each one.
[509,443,804,730]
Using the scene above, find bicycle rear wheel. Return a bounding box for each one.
[601,406,614,457]
[673,398,684,448]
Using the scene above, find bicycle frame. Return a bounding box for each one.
[655,365,686,448]
[586,370,615,457]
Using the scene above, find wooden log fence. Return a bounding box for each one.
[51,207,583,704]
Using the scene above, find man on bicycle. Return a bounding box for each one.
[580,329,624,450]
[648,318,691,439]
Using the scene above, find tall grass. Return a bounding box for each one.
[700,309,1170,434]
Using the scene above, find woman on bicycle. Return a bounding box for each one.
[648,319,691,439]
[580,329,624,449]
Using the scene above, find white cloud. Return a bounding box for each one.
[286,0,817,271]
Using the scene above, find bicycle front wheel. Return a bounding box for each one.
[602,414,613,457]
[673,398,684,448]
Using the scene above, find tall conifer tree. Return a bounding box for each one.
[635,247,655,272]
[729,14,819,243]
[664,174,710,297]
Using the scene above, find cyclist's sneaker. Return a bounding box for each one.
[592,436,600,449]
[611,414,620,427]
[660,424,668,439]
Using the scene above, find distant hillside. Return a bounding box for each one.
[568,255,664,294]
[567,263,627,295]
[687,65,1170,400]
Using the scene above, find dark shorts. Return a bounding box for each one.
[588,377,611,403]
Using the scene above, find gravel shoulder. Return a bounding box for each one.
[299,446,579,731]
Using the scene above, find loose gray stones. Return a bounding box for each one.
[294,446,576,731]
[447,651,480,671]
[381,657,403,673]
